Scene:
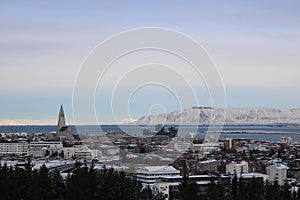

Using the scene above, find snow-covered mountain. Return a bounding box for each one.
[133,107,300,125]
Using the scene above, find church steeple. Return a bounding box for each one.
[57,105,66,134]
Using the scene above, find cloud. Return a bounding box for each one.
[0,0,299,123]
[117,118,137,125]
[0,118,56,126]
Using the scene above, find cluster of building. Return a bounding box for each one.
[135,162,285,199]
[2,106,300,199]
[0,106,103,160]
[121,133,300,199]
[106,124,178,153]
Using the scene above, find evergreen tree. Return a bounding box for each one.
[0,163,11,199]
[114,170,137,200]
[236,176,248,199]
[230,173,238,200]
[206,179,224,200]
[247,177,264,200]
[26,165,53,200]
[13,166,31,200]
[138,184,153,200]
[24,157,33,177]
[265,180,281,200]
[178,174,199,200]
[87,163,98,200]
[66,162,91,200]
[39,164,54,199]
[28,169,40,200]
[51,169,65,200]
[280,181,292,200]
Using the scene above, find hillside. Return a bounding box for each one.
[133,107,300,125]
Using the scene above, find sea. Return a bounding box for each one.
[1,125,300,142]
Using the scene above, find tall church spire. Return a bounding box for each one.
[57,105,66,134]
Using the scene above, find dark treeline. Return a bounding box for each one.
[1,159,300,200]
[0,159,156,200]
[175,174,300,200]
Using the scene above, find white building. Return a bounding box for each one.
[62,147,79,159]
[173,141,193,153]
[193,142,223,155]
[266,163,288,185]
[62,146,100,160]
[28,141,63,157]
[154,179,178,199]
[99,145,119,155]
[74,149,100,160]
[237,173,269,182]
[0,142,28,155]
[280,137,292,145]
[226,161,249,174]
[136,165,180,186]
[153,175,222,200]
[198,159,218,173]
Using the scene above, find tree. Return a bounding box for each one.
[28,165,53,200]
[51,169,65,200]
[66,162,91,200]
[138,184,153,200]
[178,174,199,200]
[280,181,292,200]
[10,166,28,199]
[230,173,238,200]
[247,177,264,200]
[236,176,248,199]
[206,179,225,200]
[0,163,11,199]
[24,157,33,177]
[265,180,281,200]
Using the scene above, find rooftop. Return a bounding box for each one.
[139,165,178,172]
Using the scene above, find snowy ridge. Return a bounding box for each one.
[134,107,300,125]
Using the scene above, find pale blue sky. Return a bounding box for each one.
[0,0,299,124]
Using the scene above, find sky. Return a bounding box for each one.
[0,0,299,125]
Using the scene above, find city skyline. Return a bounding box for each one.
[0,1,300,125]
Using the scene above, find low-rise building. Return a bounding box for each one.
[62,147,79,159]
[226,161,249,174]
[198,159,218,174]
[224,138,236,151]
[136,165,180,186]
[266,163,288,185]
[237,173,269,182]
[287,168,300,181]
[280,137,292,145]
[99,145,119,155]
[0,142,28,155]
[153,175,228,199]
[74,149,100,160]
[62,146,101,160]
[193,142,223,154]
[28,141,63,157]
[173,140,193,153]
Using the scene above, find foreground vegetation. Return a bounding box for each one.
[1,159,300,200]
[0,159,154,200]
[176,173,300,200]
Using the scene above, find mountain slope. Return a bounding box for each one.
[134,107,300,125]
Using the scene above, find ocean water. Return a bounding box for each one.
[1,125,300,142]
